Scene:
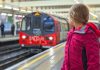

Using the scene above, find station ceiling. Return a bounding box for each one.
[0,0,100,18]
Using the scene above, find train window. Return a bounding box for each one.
[64,23,68,31]
[21,17,31,31]
[26,18,31,30]
[44,21,54,32]
[44,22,54,31]
[21,18,26,31]
[60,22,68,31]
[33,16,41,28]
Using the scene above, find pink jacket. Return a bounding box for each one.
[61,25,100,70]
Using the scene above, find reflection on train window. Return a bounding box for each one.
[26,18,31,30]
[21,19,26,31]
[44,22,54,32]
[60,22,68,31]
[33,16,41,28]
[21,17,31,31]
[62,23,68,31]
[64,24,68,31]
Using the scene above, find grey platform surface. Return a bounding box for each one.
[0,35,19,42]
[5,42,66,70]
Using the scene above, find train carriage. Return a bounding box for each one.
[19,12,69,48]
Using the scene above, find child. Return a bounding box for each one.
[61,4,100,70]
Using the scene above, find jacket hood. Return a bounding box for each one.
[74,25,87,34]
[74,23,100,37]
[87,22,100,37]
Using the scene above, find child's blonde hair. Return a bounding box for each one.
[69,4,89,24]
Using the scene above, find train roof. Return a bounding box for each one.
[23,12,68,23]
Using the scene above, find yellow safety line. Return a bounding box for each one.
[18,43,65,70]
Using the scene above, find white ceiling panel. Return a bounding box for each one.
[7,0,74,7]
[83,0,100,4]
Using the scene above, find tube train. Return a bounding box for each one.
[19,12,69,48]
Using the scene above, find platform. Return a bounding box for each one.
[5,42,66,70]
[0,35,19,42]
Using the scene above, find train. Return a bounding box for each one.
[19,12,69,48]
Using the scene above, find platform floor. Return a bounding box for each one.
[6,42,66,70]
[0,35,19,42]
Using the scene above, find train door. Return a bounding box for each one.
[55,21,60,44]
[60,22,64,41]
[31,16,42,36]
[60,21,68,41]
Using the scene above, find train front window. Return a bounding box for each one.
[21,17,31,31]
[43,19,54,32]
[21,18,26,31]
[33,16,41,28]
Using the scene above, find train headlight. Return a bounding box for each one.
[49,36,53,40]
[22,35,26,39]
[21,44,24,47]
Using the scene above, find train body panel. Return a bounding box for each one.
[19,12,69,48]
[19,32,57,46]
